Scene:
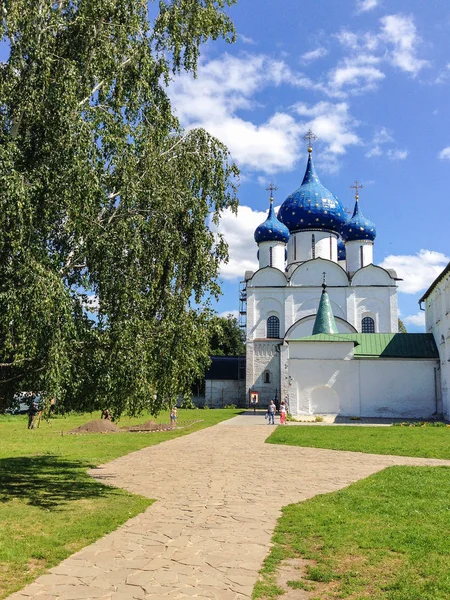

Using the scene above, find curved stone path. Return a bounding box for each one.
[8,414,450,600]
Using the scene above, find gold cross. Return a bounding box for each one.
[350,180,363,200]
[266,183,278,200]
[303,129,318,152]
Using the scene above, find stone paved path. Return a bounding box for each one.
[8,416,450,600]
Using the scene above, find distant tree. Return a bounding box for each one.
[209,315,246,356]
[0,0,238,415]
[398,318,408,333]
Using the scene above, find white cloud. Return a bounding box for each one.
[215,204,262,280]
[300,47,328,64]
[292,101,360,171]
[439,147,450,160]
[239,34,256,45]
[366,127,407,160]
[329,63,385,93]
[170,54,361,174]
[380,250,450,294]
[356,0,379,13]
[403,312,426,328]
[435,63,450,84]
[335,14,428,94]
[387,148,408,160]
[380,14,429,75]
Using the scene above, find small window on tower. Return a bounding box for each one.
[362,316,375,333]
[269,246,273,267]
[294,236,297,261]
[360,245,364,268]
[267,316,280,338]
[263,370,271,384]
[312,234,316,259]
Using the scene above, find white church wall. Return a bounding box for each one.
[249,268,287,288]
[287,351,359,416]
[287,232,338,268]
[285,315,356,339]
[286,343,438,418]
[258,241,286,271]
[351,264,394,286]
[290,258,348,287]
[245,341,281,406]
[345,240,373,272]
[359,360,437,418]
[424,271,450,420]
[248,295,285,339]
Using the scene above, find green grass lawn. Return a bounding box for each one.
[254,466,450,600]
[0,408,241,598]
[267,425,450,459]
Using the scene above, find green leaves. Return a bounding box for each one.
[0,0,239,415]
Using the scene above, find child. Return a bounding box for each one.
[279,401,287,425]
[170,406,178,427]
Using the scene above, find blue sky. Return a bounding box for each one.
[167,0,450,331]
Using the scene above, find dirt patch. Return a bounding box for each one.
[271,557,332,599]
[69,419,120,434]
[127,420,173,432]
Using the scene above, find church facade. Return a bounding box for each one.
[244,138,440,419]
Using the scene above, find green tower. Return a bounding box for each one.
[312,275,339,335]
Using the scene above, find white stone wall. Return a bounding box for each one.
[287,341,438,418]
[245,340,281,406]
[425,271,450,419]
[345,240,374,272]
[286,231,338,268]
[258,241,286,271]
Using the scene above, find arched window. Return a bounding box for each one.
[312,234,316,259]
[267,316,280,338]
[269,246,273,267]
[361,316,375,333]
[360,245,364,268]
[263,370,271,384]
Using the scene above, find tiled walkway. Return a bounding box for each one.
[8,417,450,599]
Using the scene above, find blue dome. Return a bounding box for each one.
[337,239,346,260]
[254,201,290,244]
[341,200,376,242]
[278,152,346,233]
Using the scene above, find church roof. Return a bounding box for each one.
[254,199,290,244]
[289,333,438,359]
[312,285,339,335]
[277,150,346,233]
[341,198,376,242]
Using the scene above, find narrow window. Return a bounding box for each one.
[361,316,375,333]
[269,246,273,267]
[263,371,271,384]
[294,236,297,261]
[360,245,364,268]
[267,316,280,338]
[312,234,316,259]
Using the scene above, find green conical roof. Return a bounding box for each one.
[312,285,339,335]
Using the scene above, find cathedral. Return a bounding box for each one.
[244,133,441,420]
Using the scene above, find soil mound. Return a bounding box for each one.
[70,419,120,434]
[127,420,173,432]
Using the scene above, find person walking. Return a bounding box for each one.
[279,401,287,425]
[170,406,178,427]
[27,401,38,429]
[267,400,276,425]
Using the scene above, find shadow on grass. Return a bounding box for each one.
[0,455,119,510]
